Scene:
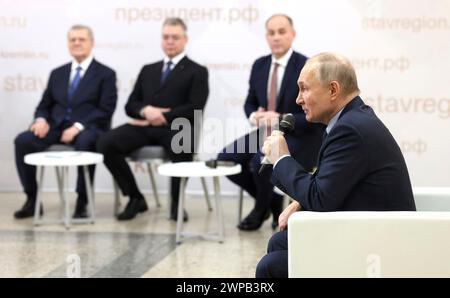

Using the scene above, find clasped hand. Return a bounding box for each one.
[250,107,280,128]
[261,130,290,164]
[30,121,80,144]
[129,105,171,127]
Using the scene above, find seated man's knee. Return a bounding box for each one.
[217,142,240,161]
[217,151,230,161]
[255,254,272,278]
[256,251,288,278]
[14,131,33,148]
[267,230,288,253]
[217,149,243,163]
[74,131,97,151]
[96,133,114,153]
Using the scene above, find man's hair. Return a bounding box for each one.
[68,24,94,41]
[163,17,187,34]
[265,14,294,28]
[307,52,360,96]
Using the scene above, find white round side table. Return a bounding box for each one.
[158,161,241,243]
[24,151,103,229]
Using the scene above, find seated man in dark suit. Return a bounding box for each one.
[217,14,324,231]
[256,52,416,278]
[14,25,118,219]
[97,17,209,221]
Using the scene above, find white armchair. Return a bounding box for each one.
[288,211,450,277]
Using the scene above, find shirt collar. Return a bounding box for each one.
[271,48,293,68]
[164,51,186,66]
[326,108,344,134]
[71,55,94,72]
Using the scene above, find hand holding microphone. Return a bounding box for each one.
[259,113,295,174]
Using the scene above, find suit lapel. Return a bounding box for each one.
[152,61,164,90]
[260,58,271,107]
[276,53,296,110]
[61,64,71,104]
[314,134,328,175]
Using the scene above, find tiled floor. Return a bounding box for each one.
[0,192,276,278]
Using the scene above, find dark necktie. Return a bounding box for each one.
[267,62,279,112]
[265,62,279,137]
[68,66,82,100]
[160,61,173,84]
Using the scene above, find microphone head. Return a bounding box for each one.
[205,159,218,168]
[279,113,295,133]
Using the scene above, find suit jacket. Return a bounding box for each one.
[272,96,416,212]
[244,51,324,171]
[34,59,117,131]
[125,56,209,123]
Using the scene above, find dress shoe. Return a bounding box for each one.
[271,207,282,230]
[170,209,189,222]
[14,199,43,219]
[73,201,88,219]
[117,198,148,221]
[270,197,283,230]
[271,219,279,230]
[237,209,270,231]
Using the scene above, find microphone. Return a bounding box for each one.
[258,113,295,174]
[205,159,236,169]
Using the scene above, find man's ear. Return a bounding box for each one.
[329,81,340,101]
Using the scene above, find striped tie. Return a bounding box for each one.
[68,66,82,100]
[160,61,173,84]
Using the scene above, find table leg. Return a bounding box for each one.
[83,165,95,223]
[113,179,121,216]
[167,177,172,220]
[238,187,244,225]
[33,166,45,226]
[63,166,70,229]
[201,177,213,211]
[176,177,187,244]
[214,176,224,243]
[55,166,64,216]
[147,162,161,207]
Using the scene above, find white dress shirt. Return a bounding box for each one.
[163,51,186,72]
[249,48,294,125]
[36,55,94,131]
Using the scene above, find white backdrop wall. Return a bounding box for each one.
[1,0,449,195]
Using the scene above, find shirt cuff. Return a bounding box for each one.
[139,108,145,118]
[140,105,152,118]
[34,117,47,123]
[273,154,291,169]
[74,122,84,131]
[249,112,257,126]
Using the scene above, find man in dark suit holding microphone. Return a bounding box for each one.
[14,25,118,219]
[217,14,324,231]
[256,52,416,278]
